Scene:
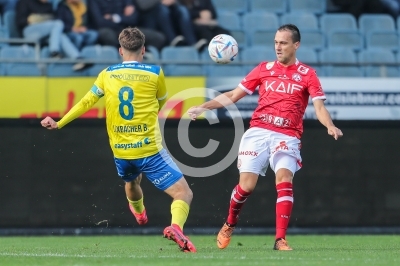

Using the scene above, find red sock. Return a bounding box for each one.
[275,182,293,240]
[226,185,251,225]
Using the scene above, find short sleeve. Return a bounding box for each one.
[307,70,326,102]
[238,63,263,95]
[156,68,167,101]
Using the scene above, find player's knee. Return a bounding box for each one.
[275,168,293,183]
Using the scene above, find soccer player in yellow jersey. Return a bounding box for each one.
[40,27,196,253]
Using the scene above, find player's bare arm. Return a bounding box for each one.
[313,99,343,140]
[188,87,247,120]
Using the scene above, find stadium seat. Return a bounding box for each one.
[0,26,9,48]
[327,30,364,51]
[248,0,288,15]
[81,45,120,76]
[300,30,326,51]
[206,65,246,77]
[281,13,319,30]
[161,46,203,76]
[320,13,358,34]
[217,11,246,48]
[241,46,276,72]
[3,10,20,38]
[217,11,242,31]
[41,47,86,77]
[359,48,399,77]
[230,30,246,49]
[358,14,396,34]
[144,45,160,63]
[242,12,279,33]
[0,45,42,76]
[398,16,400,32]
[296,47,318,64]
[288,0,326,15]
[365,30,399,52]
[320,48,363,77]
[248,30,276,48]
[212,0,248,14]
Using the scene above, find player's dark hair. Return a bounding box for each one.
[119,27,145,53]
[278,24,301,43]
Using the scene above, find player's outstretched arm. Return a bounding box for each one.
[40,90,101,130]
[187,87,247,120]
[313,99,343,140]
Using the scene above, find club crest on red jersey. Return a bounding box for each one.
[266,61,275,70]
[292,73,302,82]
[297,65,309,75]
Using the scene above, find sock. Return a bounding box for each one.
[226,184,251,225]
[171,200,190,230]
[127,197,145,214]
[275,182,293,240]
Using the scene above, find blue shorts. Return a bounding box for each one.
[114,149,183,191]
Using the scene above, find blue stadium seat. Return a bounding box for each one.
[359,48,399,77]
[161,46,202,76]
[206,65,246,77]
[320,48,363,77]
[248,30,276,48]
[212,0,248,14]
[217,11,242,31]
[242,12,279,33]
[248,0,288,15]
[217,11,245,48]
[365,30,399,52]
[398,16,400,32]
[296,47,318,64]
[81,45,120,76]
[144,45,160,63]
[242,46,276,72]
[3,10,20,38]
[0,26,9,48]
[288,0,326,15]
[230,30,246,49]
[0,45,42,76]
[327,30,364,51]
[320,13,358,34]
[358,14,395,35]
[41,47,86,77]
[300,30,326,51]
[281,13,319,30]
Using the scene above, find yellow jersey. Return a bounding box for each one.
[57,61,168,159]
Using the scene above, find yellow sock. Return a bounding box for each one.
[171,200,190,230]
[127,197,145,214]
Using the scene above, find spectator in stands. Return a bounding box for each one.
[179,0,231,49]
[331,0,388,18]
[87,0,166,51]
[380,0,400,18]
[0,0,16,15]
[56,0,98,50]
[16,0,89,71]
[160,0,205,48]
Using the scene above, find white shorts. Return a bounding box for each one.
[237,127,302,176]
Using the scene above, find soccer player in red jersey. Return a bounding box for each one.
[188,24,343,250]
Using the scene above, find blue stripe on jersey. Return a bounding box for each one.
[106,63,161,75]
[90,85,104,97]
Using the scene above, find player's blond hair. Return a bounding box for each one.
[119,27,145,53]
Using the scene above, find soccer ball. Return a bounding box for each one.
[208,34,238,64]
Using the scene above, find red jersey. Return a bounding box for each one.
[239,59,326,139]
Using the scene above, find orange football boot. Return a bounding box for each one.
[217,223,235,249]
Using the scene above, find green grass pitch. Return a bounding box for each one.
[0,235,399,265]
